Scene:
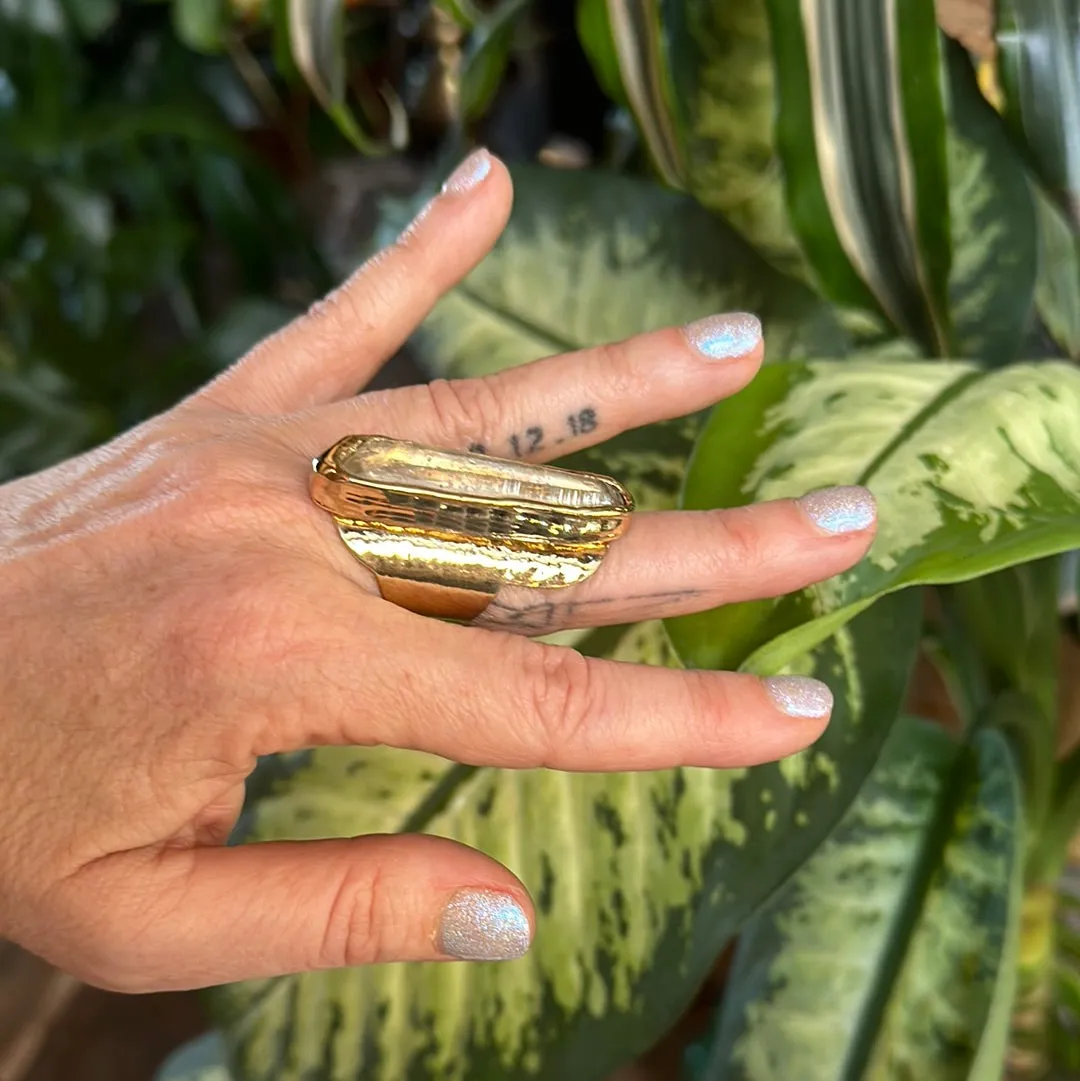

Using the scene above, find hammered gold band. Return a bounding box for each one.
[309,435,634,621]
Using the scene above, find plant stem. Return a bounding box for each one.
[1008,884,1058,1080]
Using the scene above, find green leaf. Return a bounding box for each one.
[764,0,953,354]
[172,0,228,53]
[694,720,1023,1081]
[996,0,1080,230]
[460,0,530,119]
[208,595,923,1081]
[667,358,1080,675]
[947,561,1061,723]
[285,0,385,153]
[944,43,1038,366]
[576,0,628,109]
[1034,187,1080,360]
[588,0,686,185]
[410,166,850,382]
[58,0,118,37]
[668,0,805,278]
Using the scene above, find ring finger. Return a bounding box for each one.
[475,492,877,635]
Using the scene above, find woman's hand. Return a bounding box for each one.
[0,151,876,993]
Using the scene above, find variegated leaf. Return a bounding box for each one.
[996,0,1080,361]
[576,0,685,186]
[285,0,388,152]
[667,358,1080,675]
[765,0,953,354]
[944,42,1038,366]
[693,719,1023,1081]
[207,591,922,1081]
[669,0,806,278]
[410,166,850,383]
[996,0,1080,230]
[1034,187,1080,360]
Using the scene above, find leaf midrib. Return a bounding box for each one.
[455,282,580,357]
[856,367,988,486]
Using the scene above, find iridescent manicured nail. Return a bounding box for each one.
[441,149,492,195]
[437,888,531,961]
[764,676,834,719]
[798,485,877,535]
[684,312,762,360]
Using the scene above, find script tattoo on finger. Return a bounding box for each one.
[484,587,704,634]
[468,406,601,459]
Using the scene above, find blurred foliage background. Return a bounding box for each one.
[0,0,617,480]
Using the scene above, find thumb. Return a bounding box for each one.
[48,835,534,992]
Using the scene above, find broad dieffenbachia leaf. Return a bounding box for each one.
[667,359,1080,675]
[693,719,1023,1081]
[410,166,849,382]
[208,593,922,1081]
[764,0,953,354]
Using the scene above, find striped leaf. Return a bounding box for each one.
[692,719,1023,1081]
[207,590,922,1081]
[667,358,1080,676]
[284,0,389,153]
[996,0,1080,362]
[996,0,1080,230]
[765,0,953,354]
[410,166,850,382]
[575,0,685,186]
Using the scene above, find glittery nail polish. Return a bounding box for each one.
[764,676,834,719]
[798,486,877,535]
[437,889,531,961]
[441,150,492,195]
[684,312,762,360]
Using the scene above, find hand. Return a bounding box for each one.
[0,150,876,993]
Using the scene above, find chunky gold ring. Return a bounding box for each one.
[309,435,634,622]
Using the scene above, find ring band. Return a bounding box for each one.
[309,435,634,621]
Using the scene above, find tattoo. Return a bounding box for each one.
[473,406,601,460]
[567,408,598,436]
[483,587,703,634]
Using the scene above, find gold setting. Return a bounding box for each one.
[310,435,634,620]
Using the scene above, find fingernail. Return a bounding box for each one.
[798,485,877,535]
[764,676,834,719]
[437,888,531,961]
[684,312,762,360]
[441,149,492,196]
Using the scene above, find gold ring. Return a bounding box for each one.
[309,435,634,621]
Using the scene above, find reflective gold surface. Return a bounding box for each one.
[310,435,633,620]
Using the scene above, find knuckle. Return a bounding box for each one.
[590,339,639,400]
[708,508,768,577]
[320,862,393,967]
[518,643,601,762]
[422,377,509,449]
